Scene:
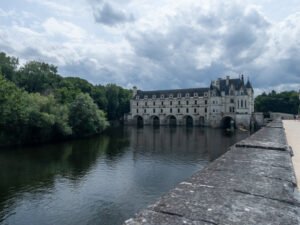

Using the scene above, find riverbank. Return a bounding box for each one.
[124,120,300,224]
[283,120,300,189]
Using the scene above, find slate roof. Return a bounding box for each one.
[135,87,210,98]
[217,78,246,95]
[134,77,253,98]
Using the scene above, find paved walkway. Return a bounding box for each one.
[283,120,300,188]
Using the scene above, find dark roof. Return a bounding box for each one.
[215,78,252,95]
[245,80,253,89]
[134,77,253,98]
[135,87,210,98]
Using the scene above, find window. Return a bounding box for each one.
[194,93,198,97]
[245,101,247,108]
[195,100,197,105]
[205,100,208,105]
[153,101,156,106]
[194,108,197,113]
[137,102,138,106]
[152,95,156,99]
[170,108,172,113]
[213,101,215,104]
[169,94,173,98]
[213,109,215,113]
[170,101,172,105]
[153,108,155,113]
[230,99,234,103]
[161,109,163,113]
[205,107,207,113]
[144,109,146,113]
[178,101,181,105]
[177,93,181,98]
[137,109,139,113]
[186,93,189,97]
[238,100,239,108]
[241,100,244,108]
[144,95,148,99]
[178,108,180,113]
[161,101,164,105]
[186,108,189,113]
[145,102,147,106]
[161,94,164,99]
[186,100,189,105]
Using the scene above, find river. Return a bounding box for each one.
[0,126,249,225]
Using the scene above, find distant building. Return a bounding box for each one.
[125,76,254,128]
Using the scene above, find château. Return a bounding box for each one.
[126,76,254,128]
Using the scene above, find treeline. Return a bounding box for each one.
[0,52,132,146]
[255,90,300,114]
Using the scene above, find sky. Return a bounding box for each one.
[0,0,300,94]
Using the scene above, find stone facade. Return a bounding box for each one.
[125,76,254,128]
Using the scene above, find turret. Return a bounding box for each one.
[132,86,137,97]
[245,79,253,96]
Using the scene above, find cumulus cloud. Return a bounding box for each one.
[92,2,135,26]
[0,0,299,93]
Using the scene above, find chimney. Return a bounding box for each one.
[226,76,230,85]
[132,86,137,96]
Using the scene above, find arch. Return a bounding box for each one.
[183,115,193,127]
[166,115,177,126]
[150,115,160,126]
[134,115,144,127]
[199,116,205,127]
[221,116,235,129]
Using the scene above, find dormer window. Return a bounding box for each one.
[194,93,198,97]
[160,94,164,99]
[144,95,148,99]
[204,92,208,97]
[152,95,156,99]
[177,93,181,98]
[169,94,173,98]
[186,93,189,97]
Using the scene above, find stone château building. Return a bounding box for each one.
[125,76,254,128]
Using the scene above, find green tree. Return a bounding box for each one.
[16,61,62,93]
[69,93,108,137]
[255,90,300,114]
[0,52,19,81]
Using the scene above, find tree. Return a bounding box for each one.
[16,61,62,93]
[69,93,108,137]
[255,91,300,114]
[0,52,19,81]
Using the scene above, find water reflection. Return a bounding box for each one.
[0,127,248,225]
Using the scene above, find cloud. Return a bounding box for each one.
[42,17,87,40]
[92,2,135,26]
[0,0,299,94]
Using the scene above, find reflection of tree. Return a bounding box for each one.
[0,135,110,219]
[104,127,130,162]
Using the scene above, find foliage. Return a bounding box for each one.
[255,90,300,114]
[16,61,62,94]
[69,93,108,136]
[0,51,132,147]
[0,52,18,81]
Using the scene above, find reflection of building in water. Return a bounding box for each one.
[125,76,254,128]
[127,127,248,161]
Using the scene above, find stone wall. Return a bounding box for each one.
[124,120,300,225]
